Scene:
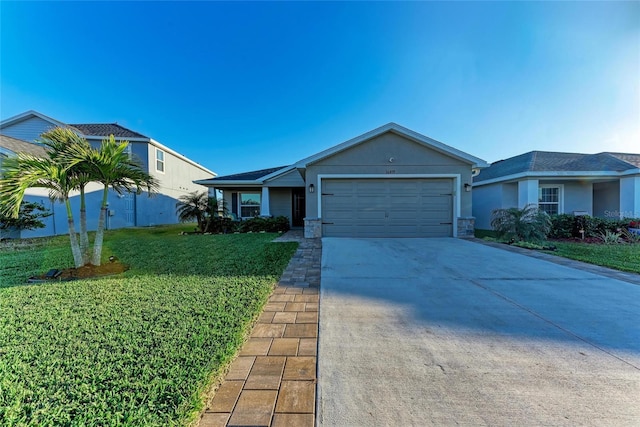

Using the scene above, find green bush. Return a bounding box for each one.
[236,216,290,233]
[549,214,639,239]
[490,204,551,243]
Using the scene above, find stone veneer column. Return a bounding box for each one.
[457,217,475,238]
[304,218,322,239]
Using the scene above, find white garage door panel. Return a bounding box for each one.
[322,178,453,238]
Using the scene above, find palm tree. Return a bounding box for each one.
[176,191,209,231]
[0,154,85,267]
[38,128,94,264]
[85,135,157,265]
[490,204,552,243]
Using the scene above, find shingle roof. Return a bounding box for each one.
[0,134,48,157]
[210,166,290,181]
[475,151,640,183]
[69,123,149,139]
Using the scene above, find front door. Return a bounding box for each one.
[292,188,306,227]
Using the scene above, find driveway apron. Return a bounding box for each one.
[318,238,640,426]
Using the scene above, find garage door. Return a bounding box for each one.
[321,178,453,237]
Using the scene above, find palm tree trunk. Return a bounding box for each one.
[79,185,90,265]
[91,187,109,266]
[65,198,83,268]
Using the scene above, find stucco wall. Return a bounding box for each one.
[593,181,620,218]
[269,188,293,222]
[305,131,473,219]
[472,184,503,230]
[265,169,304,187]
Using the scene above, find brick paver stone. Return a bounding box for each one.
[271,414,314,427]
[295,312,318,324]
[244,356,286,390]
[283,324,317,338]
[282,357,316,381]
[239,338,272,356]
[268,338,299,356]
[272,312,297,324]
[298,338,317,356]
[226,357,255,381]
[199,413,230,427]
[227,390,277,427]
[209,381,244,412]
[275,381,315,413]
[251,324,286,338]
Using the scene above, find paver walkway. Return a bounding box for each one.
[199,231,321,427]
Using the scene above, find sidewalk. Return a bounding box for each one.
[199,232,321,427]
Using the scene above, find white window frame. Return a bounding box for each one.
[239,192,261,219]
[155,148,165,173]
[538,184,564,215]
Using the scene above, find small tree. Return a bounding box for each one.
[0,201,51,239]
[176,192,228,232]
[490,204,551,243]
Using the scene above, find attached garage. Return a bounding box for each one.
[321,178,454,238]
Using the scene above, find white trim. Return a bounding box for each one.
[149,138,216,176]
[316,173,461,237]
[295,123,489,169]
[0,110,68,129]
[538,183,565,215]
[155,147,165,174]
[194,180,263,186]
[260,165,296,182]
[474,170,640,187]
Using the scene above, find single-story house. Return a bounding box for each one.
[472,151,640,230]
[195,123,489,238]
[1,110,216,238]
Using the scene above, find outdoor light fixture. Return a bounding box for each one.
[464,183,472,192]
[309,183,315,193]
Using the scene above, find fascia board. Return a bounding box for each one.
[0,110,68,129]
[193,179,262,186]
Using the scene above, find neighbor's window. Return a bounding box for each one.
[240,193,261,218]
[156,148,165,173]
[538,186,561,215]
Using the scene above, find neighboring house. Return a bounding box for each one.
[0,110,216,238]
[195,123,488,238]
[472,151,640,230]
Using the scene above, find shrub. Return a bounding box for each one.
[236,216,290,233]
[599,230,622,244]
[490,204,551,243]
[549,214,639,239]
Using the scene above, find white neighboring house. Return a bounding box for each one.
[0,110,216,238]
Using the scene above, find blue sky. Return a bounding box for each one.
[1,1,638,176]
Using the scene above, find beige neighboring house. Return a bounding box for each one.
[196,123,489,238]
[1,110,216,238]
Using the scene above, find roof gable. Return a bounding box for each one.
[295,123,488,169]
[0,110,67,129]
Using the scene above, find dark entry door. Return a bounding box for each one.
[292,188,306,227]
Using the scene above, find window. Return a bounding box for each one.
[156,148,165,173]
[240,193,261,218]
[538,185,561,215]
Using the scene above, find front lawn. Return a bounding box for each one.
[0,225,298,426]
[547,241,640,274]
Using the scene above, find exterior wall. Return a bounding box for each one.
[265,169,305,187]
[620,176,640,219]
[269,188,293,222]
[472,184,503,230]
[0,116,56,142]
[559,181,593,215]
[502,183,518,207]
[305,132,473,220]
[593,181,620,219]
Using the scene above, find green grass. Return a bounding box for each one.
[546,241,640,274]
[0,225,298,426]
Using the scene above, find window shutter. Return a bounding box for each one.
[231,193,238,216]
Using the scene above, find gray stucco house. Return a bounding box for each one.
[0,110,216,238]
[196,123,488,238]
[472,151,640,230]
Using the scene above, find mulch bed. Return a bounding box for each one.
[28,262,128,283]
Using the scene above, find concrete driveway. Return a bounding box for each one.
[317,238,640,426]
